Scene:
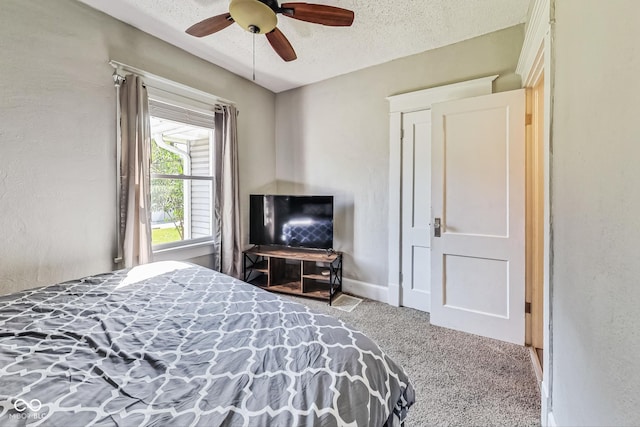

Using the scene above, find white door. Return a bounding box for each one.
[400,110,431,312]
[430,90,525,344]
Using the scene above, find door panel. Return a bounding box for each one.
[444,108,508,236]
[431,90,525,344]
[444,255,508,317]
[412,247,431,293]
[400,110,431,312]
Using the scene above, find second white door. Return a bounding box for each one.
[400,110,431,312]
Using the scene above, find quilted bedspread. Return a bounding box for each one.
[0,262,414,426]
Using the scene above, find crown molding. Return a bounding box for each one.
[386,75,498,113]
[516,0,550,86]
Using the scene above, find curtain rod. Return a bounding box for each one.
[109,60,236,109]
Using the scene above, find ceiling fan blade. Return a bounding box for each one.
[266,28,297,62]
[280,2,354,26]
[186,13,234,37]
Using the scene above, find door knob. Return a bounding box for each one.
[434,217,441,237]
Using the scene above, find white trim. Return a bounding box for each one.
[387,282,400,307]
[547,412,557,427]
[387,75,496,310]
[387,111,402,308]
[541,379,552,427]
[109,60,235,108]
[386,75,498,113]
[525,45,545,89]
[516,0,550,85]
[342,278,389,304]
[542,30,554,427]
[517,1,553,425]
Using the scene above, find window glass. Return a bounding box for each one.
[150,115,214,248]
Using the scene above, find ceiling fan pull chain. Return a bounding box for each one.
[252,32,256,81]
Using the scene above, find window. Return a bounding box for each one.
[149,97,215,249]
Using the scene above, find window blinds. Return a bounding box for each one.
[148,98,216,130]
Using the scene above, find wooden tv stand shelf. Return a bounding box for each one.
[243,246,343,304]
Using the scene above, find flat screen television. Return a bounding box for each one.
[250,195,334,250]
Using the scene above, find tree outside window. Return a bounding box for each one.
[149,114,213,248]
[151,139,185,241]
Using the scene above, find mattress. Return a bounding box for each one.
[0,261,414,426]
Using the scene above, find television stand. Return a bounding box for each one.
[242,246,343,305]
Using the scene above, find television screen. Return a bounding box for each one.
[250,195,334,250]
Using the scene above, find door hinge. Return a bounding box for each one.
[525,302,532,314]
[525,113,533,126]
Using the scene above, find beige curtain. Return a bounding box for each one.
[118,74,152,268]
[213,105,242,278]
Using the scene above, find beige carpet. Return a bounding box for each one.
[287,295,541,426]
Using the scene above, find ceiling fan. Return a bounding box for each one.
[185,0,355,62]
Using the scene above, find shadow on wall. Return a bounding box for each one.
[247,180,354,260]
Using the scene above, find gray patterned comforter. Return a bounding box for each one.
[0,262,414,426]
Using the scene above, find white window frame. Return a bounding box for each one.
[149,94,216,259]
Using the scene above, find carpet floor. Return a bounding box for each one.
[286,294,541,426]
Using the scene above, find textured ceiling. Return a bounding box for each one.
[78,0,530,93]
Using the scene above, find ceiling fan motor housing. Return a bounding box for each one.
[229,0,277,34]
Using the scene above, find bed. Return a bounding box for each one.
[0,261,414,426]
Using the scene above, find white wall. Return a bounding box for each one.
[0,0,276,295]
[550,1,640,425]
[275,25,524,290]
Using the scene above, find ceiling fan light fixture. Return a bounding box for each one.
[229,0,277,34]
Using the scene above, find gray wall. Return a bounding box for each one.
[0,0,276,295]
[551,1,640,424]
[275,25,524,287]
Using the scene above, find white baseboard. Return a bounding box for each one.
[342,278,389,304]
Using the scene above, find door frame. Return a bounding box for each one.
[525,75,545,357]
[386,75,497,308]
[515,0,553,424]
